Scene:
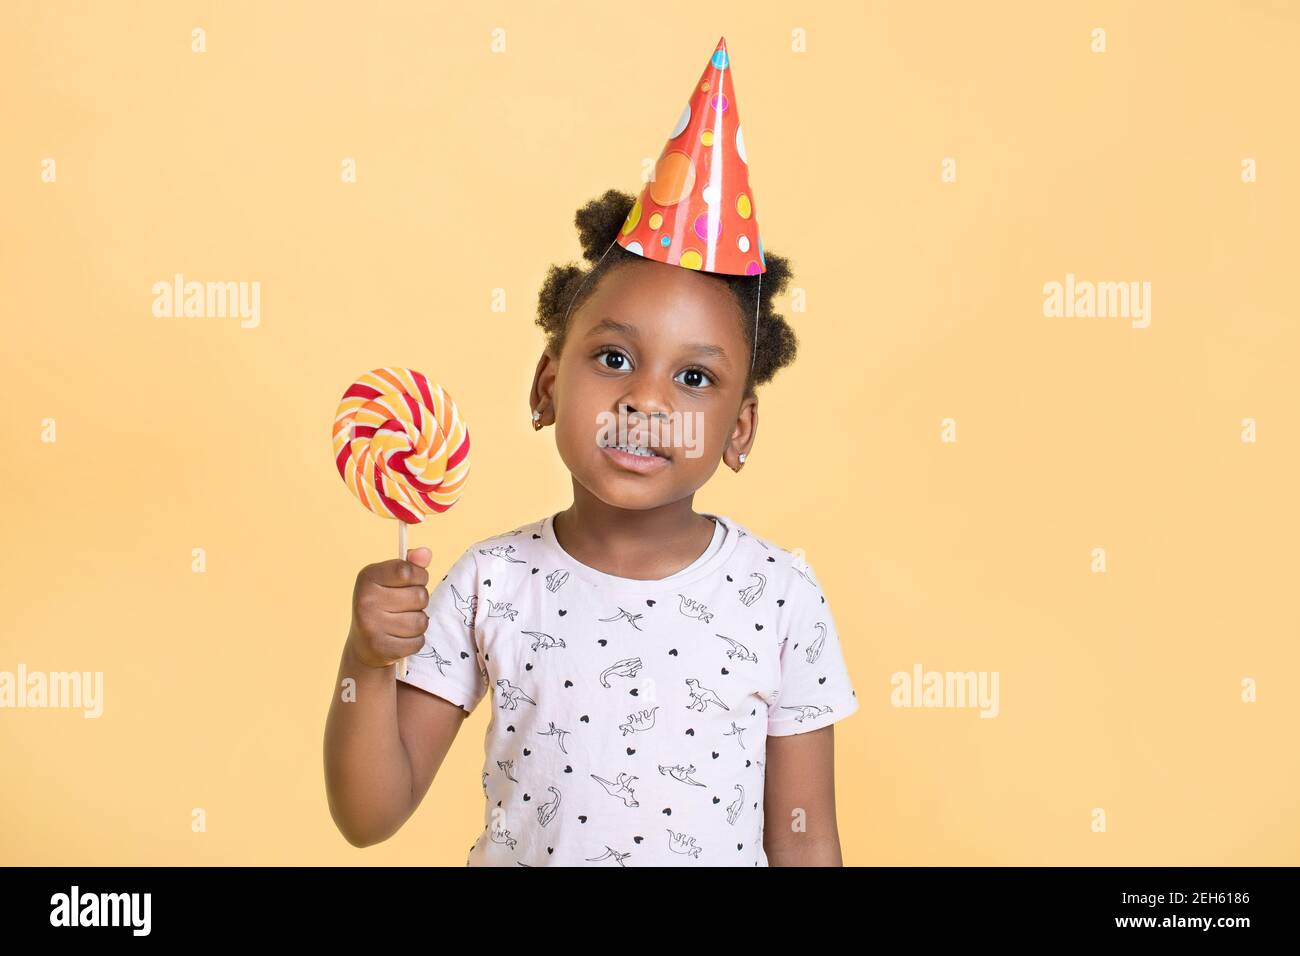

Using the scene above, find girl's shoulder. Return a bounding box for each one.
[431,517,549,580]
[713,514,824,594]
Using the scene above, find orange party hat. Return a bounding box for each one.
[615,36,765,276]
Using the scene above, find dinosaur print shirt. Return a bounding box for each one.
[397,511,860,866]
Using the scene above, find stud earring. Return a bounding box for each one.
[738,453,747,464]
[531,409,542,430]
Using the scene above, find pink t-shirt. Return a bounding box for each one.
[398,511,860,866]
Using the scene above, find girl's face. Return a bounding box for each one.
[532,258,757,511]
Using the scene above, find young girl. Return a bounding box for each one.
[324,39,859,866]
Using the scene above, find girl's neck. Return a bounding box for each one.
[553,488,717,581]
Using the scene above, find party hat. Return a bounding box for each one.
[615,36,765,276]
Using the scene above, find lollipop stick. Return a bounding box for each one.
[397,521,409,679]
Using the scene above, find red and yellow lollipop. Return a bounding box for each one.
[333,368,471,673]
[333,367,470,531]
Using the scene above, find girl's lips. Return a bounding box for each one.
[599,443,670,474]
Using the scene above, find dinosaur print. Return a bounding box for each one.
[780,703,834,723]
[677,594,714,623]
[415,642,452,675]
[536,721,571,753]
[685,678,729,712]
[792,562,819,589]
[599,657,643,688]
[495,678,536,710]
[598,607,645,630]
[522,630,566,651]
[496,758,519,782]
[585,846,632,867]
[545,569,569,592]
[806,622,827,663]
[723,721,747,749]
[737,572,766,607]
[590,771,639,808]
[537,786,561,827]
[666,830,703,858]
[479,544,526,564]
[449,583,478,626]
[484,598,520,622]
[658,763,706,787]
[488,819,518,850]
[717,634,758,663]
[618,706,660,736]
[726,785,744,825]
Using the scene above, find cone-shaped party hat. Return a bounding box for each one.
[615,36,765,276]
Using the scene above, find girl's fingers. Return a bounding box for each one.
[384,633,430,662]
[389,585,431,613]
[385,610,430,639]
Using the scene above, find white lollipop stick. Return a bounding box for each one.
[397,521,409,679]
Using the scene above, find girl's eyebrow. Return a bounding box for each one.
[586,317,732,367]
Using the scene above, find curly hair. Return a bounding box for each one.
[535,189,798,396]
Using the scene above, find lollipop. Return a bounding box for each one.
[333,368,471,673]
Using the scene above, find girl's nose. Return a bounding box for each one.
[619,397,672,423]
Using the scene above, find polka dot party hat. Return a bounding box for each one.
[615,36,765,277]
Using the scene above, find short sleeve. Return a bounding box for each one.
[397,547,487,714]
[767,559,860,736]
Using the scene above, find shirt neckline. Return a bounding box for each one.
[541,511,741,595]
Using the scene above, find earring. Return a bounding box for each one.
[531,408,542,430]
[738,453,747,464]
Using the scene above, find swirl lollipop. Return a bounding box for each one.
[333,368,471,672]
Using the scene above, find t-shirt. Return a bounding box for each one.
[397,511,860,866]
[660,514,725,577]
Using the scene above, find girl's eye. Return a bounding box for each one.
[596,348,630,371]
[594,349,713,389]
[675,367,714,389]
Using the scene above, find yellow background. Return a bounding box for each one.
[2,1,1297,865]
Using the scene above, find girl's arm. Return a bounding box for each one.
[762,725,845,866]
[323,550,468,847]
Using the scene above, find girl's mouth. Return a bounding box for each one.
[598,438,670,474]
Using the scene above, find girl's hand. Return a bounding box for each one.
[346,547,433,669]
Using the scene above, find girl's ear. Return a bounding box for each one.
[529,351,558,428]
[727,396,758,471]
